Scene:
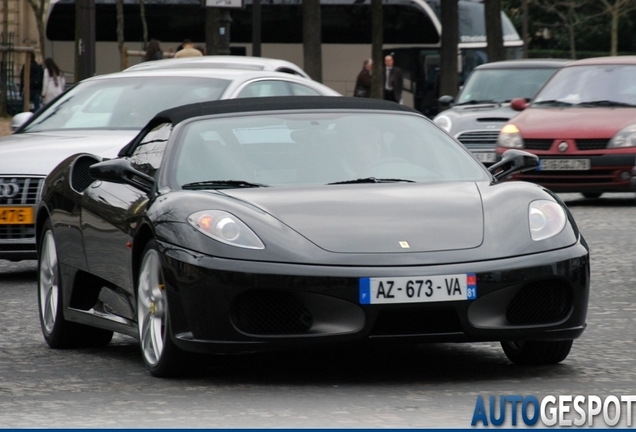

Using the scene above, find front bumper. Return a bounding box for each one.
[156,239,590,355]
[506,153,636,193]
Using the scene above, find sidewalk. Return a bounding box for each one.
[0,118,11,136]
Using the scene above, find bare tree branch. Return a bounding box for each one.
[25,0,49,58]
[532,0,603,58]
[597,0,636,55]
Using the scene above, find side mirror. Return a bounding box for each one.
[488,149,539,182]
[510,98,528,112]
[438,95,454,107]
[11,112,33,131]
[89,159,155,193]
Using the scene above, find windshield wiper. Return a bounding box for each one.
[576,100,636,108]
[328,177,415,185]
[181,180,268,190]
[532,100,574,107]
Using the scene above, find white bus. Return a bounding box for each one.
[45,0,523,115]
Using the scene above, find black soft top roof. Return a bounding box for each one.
[153,96,419,125]
[119,96,421,157]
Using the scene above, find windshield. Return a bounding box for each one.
[23,76,230,132]
[425,0,521,44]
[533,64,636,107]
[457,67,557,104]
[172,111,488,188]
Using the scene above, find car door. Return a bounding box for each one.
[81,123,170,293]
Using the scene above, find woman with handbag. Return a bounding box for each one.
[354,58,372,97]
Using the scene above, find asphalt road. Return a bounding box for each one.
[1,193,635,428]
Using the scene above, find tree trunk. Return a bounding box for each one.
[26,0,48,59]
[522,0,529,58]
[439,0,458,100]
[302,0,322,82]
[139,0,148,49]
[116,0,125,69]
[2,0,8,116]
[485,0,505,62]
[205,7,220,56]
[610,6,618,56]
[370,0,383,99]
[568,4,576,59]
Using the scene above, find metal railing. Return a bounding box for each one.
[0,33,35,117]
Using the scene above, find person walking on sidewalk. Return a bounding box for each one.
[19,53,44,111]
[41,58,66,106]
[354,58,373,97]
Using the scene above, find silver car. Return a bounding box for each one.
[433,59,569,165]
[0,68,339,261]
[125,55,310,79]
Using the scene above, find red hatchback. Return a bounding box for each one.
[496,56,636,199]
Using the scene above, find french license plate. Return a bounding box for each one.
[539,159,590,171]
[359,273,477,304]
[0,206,34,224]
[473,152,497,163]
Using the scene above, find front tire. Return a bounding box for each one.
[500,340,573,365]
[38,220,113,348]
[137,240,190,377]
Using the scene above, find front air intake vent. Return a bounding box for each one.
[232,290,313,335]
[506,281,572,325]
[71,156,101,192]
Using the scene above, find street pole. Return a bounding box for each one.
[522,0,528,59]
[252,0,261,57]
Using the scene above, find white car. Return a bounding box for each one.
[125,55,310,79]
[0,68,339,261]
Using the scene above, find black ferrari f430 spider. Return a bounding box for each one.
[36,97,589,377]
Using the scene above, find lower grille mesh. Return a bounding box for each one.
[232,290,313,335]
[0,225,35,240]
[506,281,572,325]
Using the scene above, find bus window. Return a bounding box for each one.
[46,0,522,117]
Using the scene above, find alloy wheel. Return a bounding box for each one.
[137,249,167,367]
[39,230,59,335]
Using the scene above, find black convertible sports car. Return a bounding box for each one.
[36,97,589,377]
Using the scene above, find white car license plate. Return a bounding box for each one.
[473,152,496,163]
[359,273,477,304]
[539,159,591,171]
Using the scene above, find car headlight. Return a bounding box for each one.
[433,115,452,133]
[497,124,524,148]
[529,200,567,241]
[608,124,636,148]
[187,210,265,249]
